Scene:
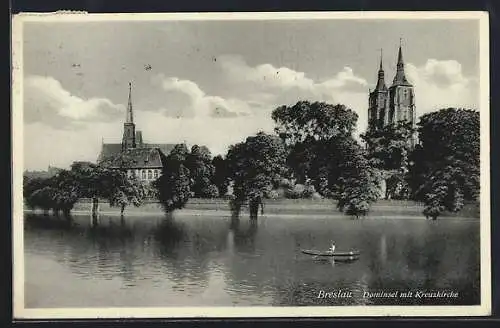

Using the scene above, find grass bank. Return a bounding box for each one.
[59,198,479,219]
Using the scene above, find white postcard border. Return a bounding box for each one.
[11,11,491,319]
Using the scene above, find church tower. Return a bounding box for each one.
[368,49,389,130]
[368,41,417,147]
[122,82,136,150]
[388,41,417,147]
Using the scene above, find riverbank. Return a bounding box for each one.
[25,198,480,219]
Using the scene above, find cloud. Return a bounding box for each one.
[406,59,478,115]
[216,55,369,133]
[153,75,251,118]
[22,57,479,171]
[24,75,124,129]
[218,55,367,98]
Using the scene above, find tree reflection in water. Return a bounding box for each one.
[24,213,480,307]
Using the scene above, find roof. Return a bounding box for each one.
[391,45,412,87]
[143,143,177,156]
[98,143,123,163]
[100,147,165,169]
[98,143,176,169]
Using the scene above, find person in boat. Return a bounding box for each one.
[329,242,336,253]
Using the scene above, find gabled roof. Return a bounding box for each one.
[98,143,177,169]
[100,147,164,169]
[98,143,122,163]
[144,143,176,157]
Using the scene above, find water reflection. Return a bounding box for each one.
[24,213,480,307]
[228,218,258,254]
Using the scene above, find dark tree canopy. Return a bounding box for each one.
[409,108,480,219]
[24,161,146,215]
[226,132,288,201]
[361,121,415,171]
[361,121,415,200]
[153,144,192,212]
[272,101,358,146]
[168,143,190,163]
[272,101,359,188]
[108,176,148,214]
[185,145,218,198]
[335,137,382,218]
[212,155,230,197]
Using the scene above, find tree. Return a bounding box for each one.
[23,170,80,216]
[226,132,288,216]
[153,144,192,212]
[24,161,153,217]
[108,176,148,215]
[185,145,218,198]
[68,161,136,217]
[24,177,49,209]
[336,147,382,219]
[286,136,317,184]
[361,121,414,170]
[26,186,57,213]
[212,155,230,197]
[410,108,479,219]
[361,121,415,199]
[272,101,358,146]
[271,101,359,187]
[50,170,80,215]
[308,136,382,218]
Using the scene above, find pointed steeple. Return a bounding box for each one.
[375,48,387,91]
[392,39,410,86]
[379,48,384,70]
[126,82,134,123]
[122,82,136,150]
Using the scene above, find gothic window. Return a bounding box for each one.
[148,170,153,179]
[141,170,146,180]
[154,170,159,179]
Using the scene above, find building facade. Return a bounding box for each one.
[98,83,175,182]
[368,44,417,147]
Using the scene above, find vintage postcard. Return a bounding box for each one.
[12,11,491,318]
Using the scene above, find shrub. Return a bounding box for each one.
[265,189,280,199]
[285,184,305,199]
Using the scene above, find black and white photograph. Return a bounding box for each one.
[12,12,490,318]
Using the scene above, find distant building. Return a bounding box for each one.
[97,83,176,182]
[368,43,417,148]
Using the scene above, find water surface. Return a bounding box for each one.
[24,213,480,307]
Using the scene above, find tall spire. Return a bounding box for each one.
[379,48,383,70]
[126,82,134,123]
[375,48,387,91]
[392,39,410,86]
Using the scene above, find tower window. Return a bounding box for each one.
[141,170,146,180]
[148,170,153,179]
[154,170,159,179]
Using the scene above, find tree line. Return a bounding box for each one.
[23,101,479,220]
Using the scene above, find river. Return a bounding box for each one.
[24,212,480,308]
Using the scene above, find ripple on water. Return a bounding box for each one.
[24,213,480,307]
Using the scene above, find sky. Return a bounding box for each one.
[21,17,481,171]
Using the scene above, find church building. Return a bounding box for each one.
[97,83,176,182]
[368,43,417,147]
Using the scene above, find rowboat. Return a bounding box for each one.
[301,249,360,257]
